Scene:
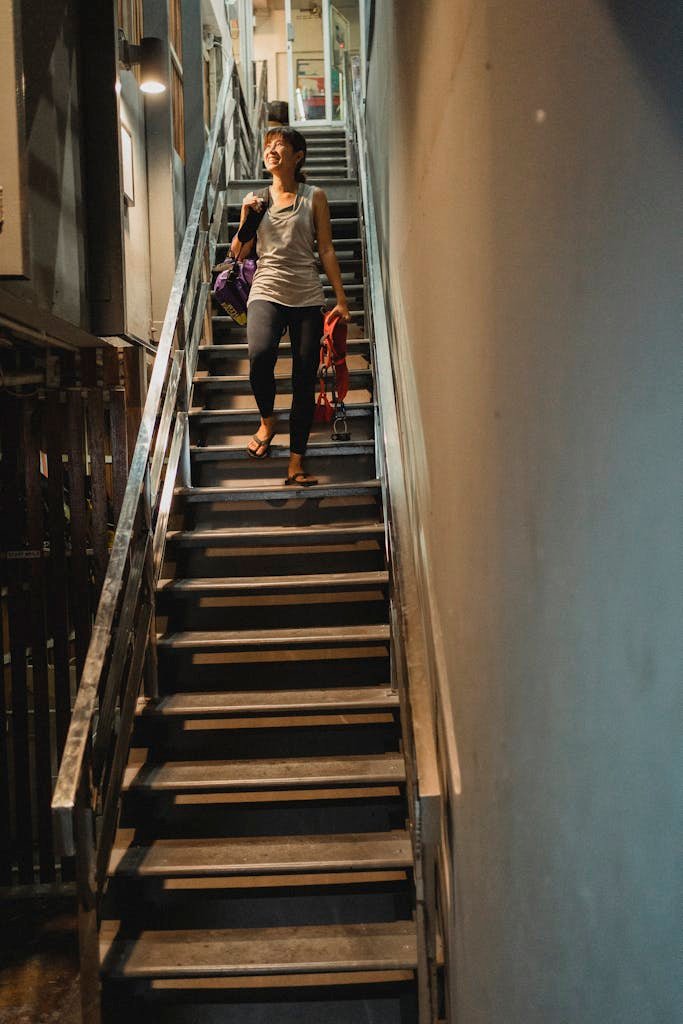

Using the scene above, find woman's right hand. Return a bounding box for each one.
[243,192,266,213]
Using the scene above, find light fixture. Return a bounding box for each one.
[118,30,167,95]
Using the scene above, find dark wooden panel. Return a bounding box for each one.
[1,397,34,883]
[46,392,75,882]
[109,388,129,519]
[123,348,143,456]
[45,393,72,758]
[22,399,55,882]
[0,581,11,885]
[102,347,121,388]
[79,4,126,334]
[86,389,109,602]
[67,390,91,681]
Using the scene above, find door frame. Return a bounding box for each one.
[285,0,347,127]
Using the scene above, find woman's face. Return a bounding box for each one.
[264,134,303,176]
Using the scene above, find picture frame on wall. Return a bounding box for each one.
[121,123,135,207]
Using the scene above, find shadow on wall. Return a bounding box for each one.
[15,0,87,326]
[603,0,683,129]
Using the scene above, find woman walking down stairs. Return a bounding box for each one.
[98,127,423,1023]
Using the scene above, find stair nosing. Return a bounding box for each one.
[156,624,390,647]
[122,752,406,793]
[188,402,374,420]
[99,920,418,979]
[109,830,412,878]
[137,686,398,717]
[165,522,384,544]
[157,570,389,593]
[175,479,382,501]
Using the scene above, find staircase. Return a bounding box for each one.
[97,127,421,1023]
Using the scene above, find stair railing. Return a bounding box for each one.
[345,55,444,1024]
[51,60,244,1024]
[231,60,257,179]
[250,59,269,178]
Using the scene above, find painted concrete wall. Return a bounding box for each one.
[365,2,682,1022]
[0,0,88,327]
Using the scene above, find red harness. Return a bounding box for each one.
[314,311,350,439]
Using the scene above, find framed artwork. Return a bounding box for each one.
[120,123,135,206]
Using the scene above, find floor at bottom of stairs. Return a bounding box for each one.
[0,891,81,1024]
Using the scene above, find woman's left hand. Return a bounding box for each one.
[330,301,351,322]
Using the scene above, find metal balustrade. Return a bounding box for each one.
[51,58,261,1023]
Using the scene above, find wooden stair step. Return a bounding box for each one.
[157,624,390,648]
[157,570,389,594]
[109,830,412,878]
[175,480,382,502]
[100,920,418,979]
[189,440,374,460]
[165,522,385,546]
[192,370,371,389]
[137,686,398,717]
[210,309,367,327]
[146,969,415,991]
[122,752,406,793]
[188,402,374,422]
[197,339,370,357]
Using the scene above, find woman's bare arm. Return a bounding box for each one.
[229,192,264,259]
[313,189,350,320]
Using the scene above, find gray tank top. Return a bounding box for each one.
[247,183,325,308]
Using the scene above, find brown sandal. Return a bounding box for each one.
[284,471,319,487]
[247,432,276,458]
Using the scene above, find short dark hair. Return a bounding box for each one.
[264,126,308,182]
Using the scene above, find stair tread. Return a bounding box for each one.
[175,479,382,501]
[157,570,389,592]
[189,440,374,459]
[165,522,384,544]
[197,340,369,354]
[193,369,370,385]
[157,624,390,647]
[122,752,406,791]
[100,920,418,978]
[138,686,398,716]
[214,307,366,323]
[109,830,412,877]
[188,402,373,420]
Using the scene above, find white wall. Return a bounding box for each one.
[366,2,683,1022]
[254,7,288,102]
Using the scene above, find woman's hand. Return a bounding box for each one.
[243,192,266,213]
[330,300,351,322]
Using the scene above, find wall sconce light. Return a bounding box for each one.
[118,31,167,94]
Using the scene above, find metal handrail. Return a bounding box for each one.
[251,60,269,178]
[345,53,443,1022]
[52,62,242,858]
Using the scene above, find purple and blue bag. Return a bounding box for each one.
[212,187,269,326]
[213,258,257,327]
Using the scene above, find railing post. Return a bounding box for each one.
[142,466,159,701]
[75,764,101,1024]
[176,336,193,491]
[232,65,242,180]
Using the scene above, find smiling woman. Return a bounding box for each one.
[230,125,350,485]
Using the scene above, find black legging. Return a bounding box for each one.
[247,300,323,455]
